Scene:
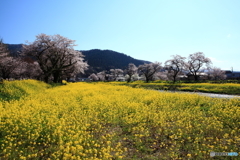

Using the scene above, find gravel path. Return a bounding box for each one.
[158,90,240,99]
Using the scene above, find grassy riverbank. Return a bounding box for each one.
[110,81,240,95]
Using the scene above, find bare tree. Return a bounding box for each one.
[138,62,162,83]
[165,55,186,83]
[22,34,88,83]
[185,52,211,81]
[110,69,123,81]
[0,39,20,79]
[88,73,99,81]
[208,66,226,80]
[125,63,138,82]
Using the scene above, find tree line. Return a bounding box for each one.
[0,33,226,83]
[89,52,226,83]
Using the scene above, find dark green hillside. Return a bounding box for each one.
[6,44,23,56]
[81,49,150,74]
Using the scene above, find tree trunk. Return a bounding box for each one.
[194,74,198,81]
[1,70,10,79]
[53,71,61,83]
[146,77,150,83]
[44,76,49,83]
[66,77,71,82]
[127,75,132,83]
[173,75,176,83]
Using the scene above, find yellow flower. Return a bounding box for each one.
[187,154,191,157]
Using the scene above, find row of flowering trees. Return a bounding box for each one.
[0,33,226,83]
[89,52,226,83]
[164,53,226,82]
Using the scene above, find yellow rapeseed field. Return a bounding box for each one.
[0,80,239,159]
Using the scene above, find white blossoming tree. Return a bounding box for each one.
[0,39,20,79]
[138,62,162,83]
[110,69,123,81]
[165,55,186,83]
[185,52,211,81]
[208,66,226,80]
[125,63,138,82]
[22,34,88,83]
[88,73,99,81]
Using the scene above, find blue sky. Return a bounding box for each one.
[1,0,240,71]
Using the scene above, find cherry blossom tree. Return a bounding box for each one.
[110,69,123,81]
[125,63,138,82]
[138,62,162,83]
[165,55,186,83]
[154,71,169,80]
[208,66,226,80]
[16,61,42,80]
[185,52,211,81]
[97,71,109,81]
[61,54,88,82]
[22,34,88,83]
[0,39,20,79]
[88,73,99,81]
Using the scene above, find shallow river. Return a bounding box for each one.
[158,90,240,99]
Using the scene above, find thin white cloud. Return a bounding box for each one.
[208,57,239,70]
[227,34,231,38]
[209,57,224,63]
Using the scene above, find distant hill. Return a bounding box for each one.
[81,49,151,76]
[7,44,151,77]
[6,44,23,57]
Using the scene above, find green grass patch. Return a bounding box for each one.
[0,79,50,101]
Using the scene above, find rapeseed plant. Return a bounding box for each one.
[0,80,239,159]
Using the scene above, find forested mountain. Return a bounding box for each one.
[81,49,150,76]
[6,44,23,57]
[7,44,151,77]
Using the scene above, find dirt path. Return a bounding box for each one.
[159,90,240,98]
